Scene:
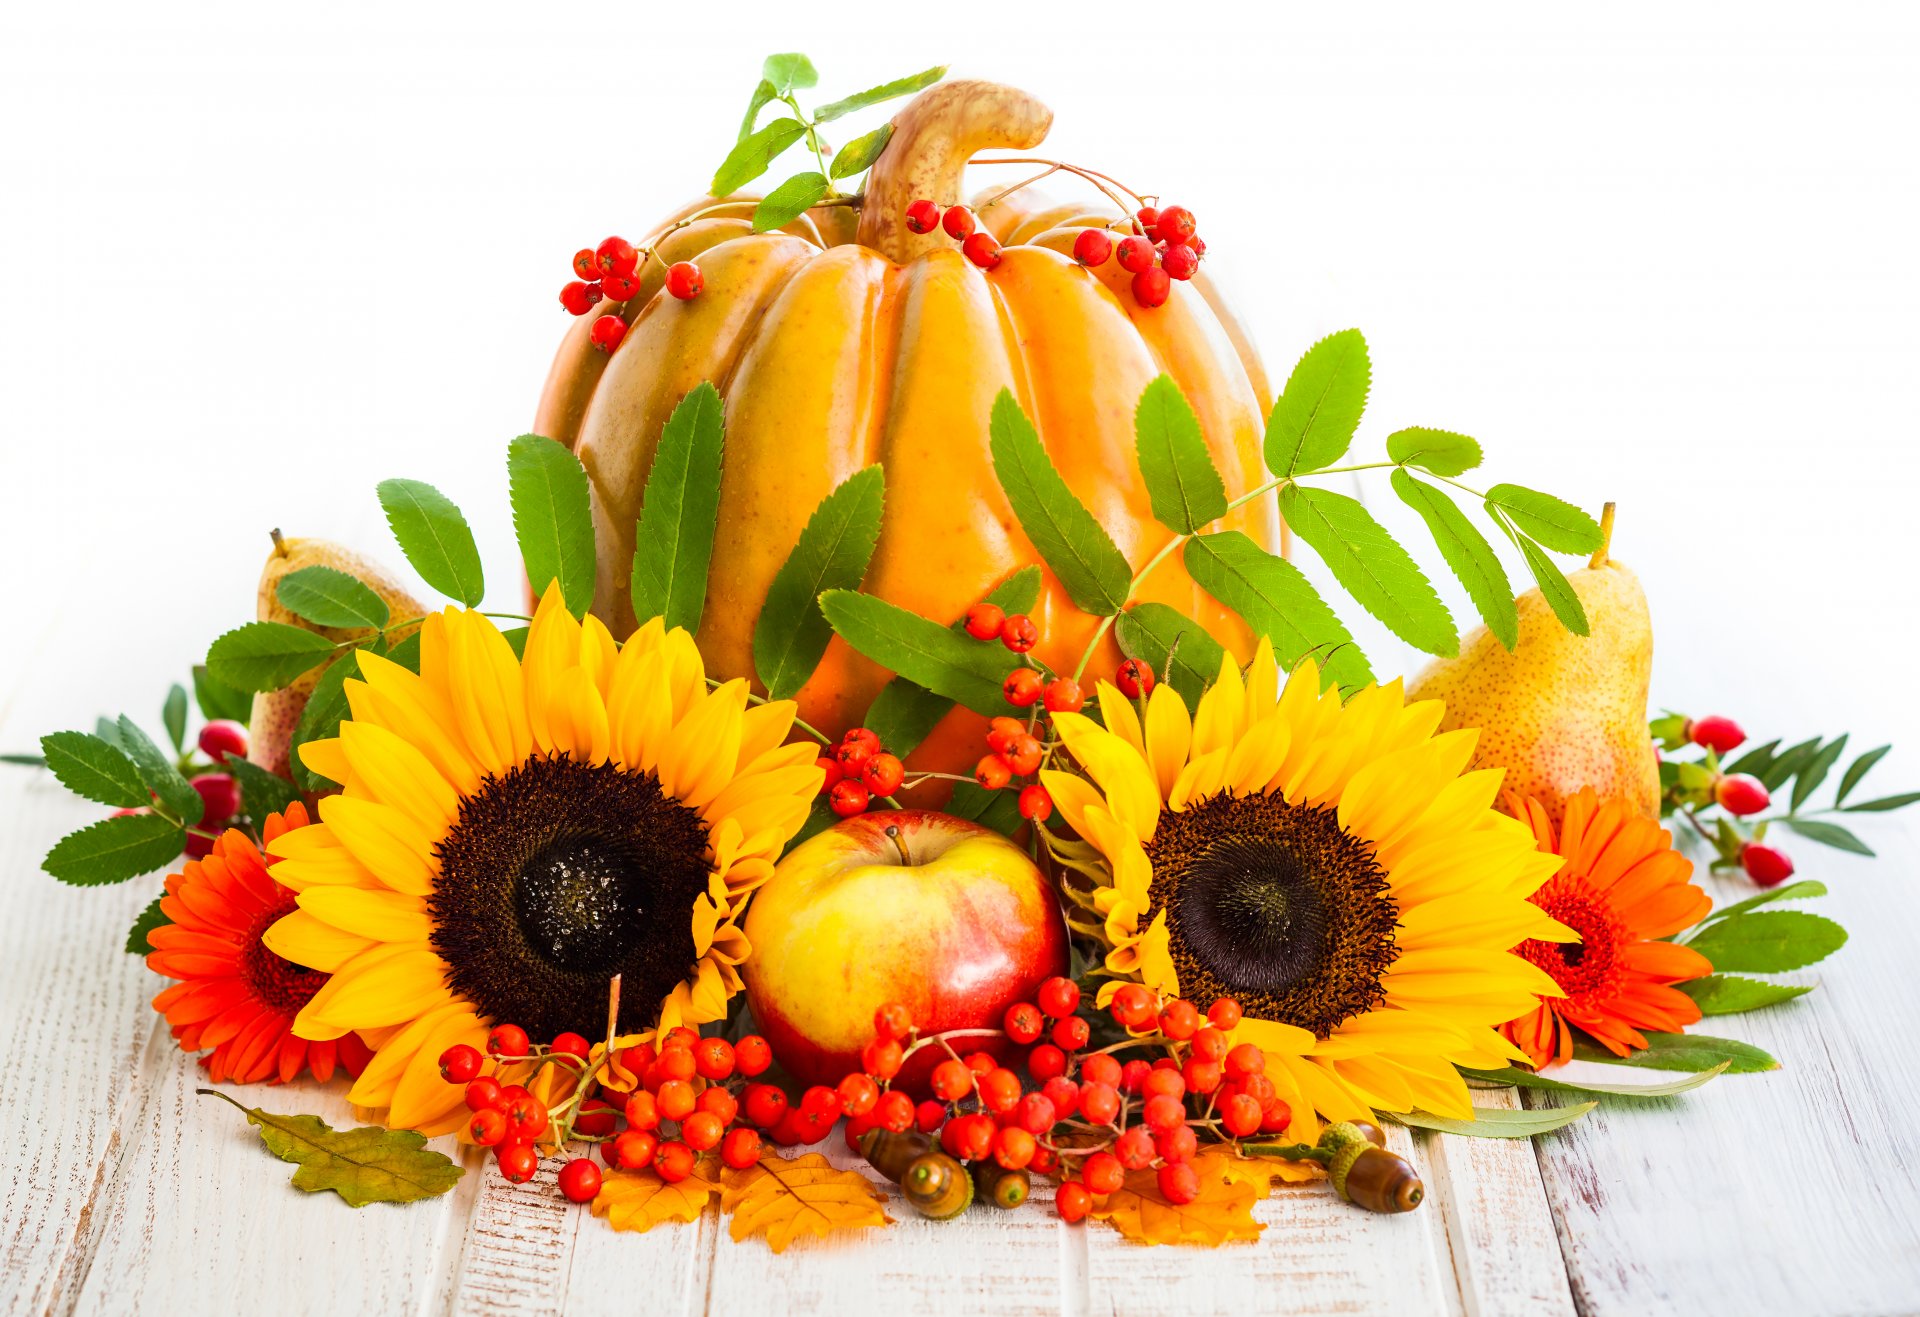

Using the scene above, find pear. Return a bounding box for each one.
[1406,504,1658,824]
[246,529,425,779]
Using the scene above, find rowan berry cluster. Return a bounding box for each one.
[556,234,704,358]
[815,726,905,818]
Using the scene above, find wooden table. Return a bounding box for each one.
[4,639,1918,1317]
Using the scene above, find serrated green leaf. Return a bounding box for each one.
[1723,737,1781,779]
[631,383,726,634]
[1114,603,1227,712]
[44,813,185,886]
[162,684,188,753]
[116,717,202,825]
[222,752,302,823]
[753,172,830,231]
[862,568,1043,758]
[1459,1062,1727,1098]
[1132,376,1228,535]
[376,479,485,607]
[1386,426,1482,477]
[290,652,359,793]
[753,467,886,701]
[1843,790,1920,813]
[1782,818,1875,855]
[813,66,947,122]
[1677,975,1814,1016]
[192,664,252,725]
[1391,470,1517,650]
[39,731,148,808]
[95,718,126,751]
[761,53,818,95]
[275,565,391,631]
[948,780,1024,837]
[1699,880,1829,924]
[820,591,1011,717]
[1760,737,1822,791]
[126,896,171,954]
[988,390,1130,615]
[1488,508,1589,636]
[1265,329,1369,476]
[1685,910,1848,972]
[1280,484,1457,656]
[1573,1032,1778,1074]
[206,622,339,693]
[1790,735,1849,811]
[1182,531,1370,689]
[508,434,596,618]
[1834,745,1891,805]
[200,1089,463,1206]
[738,78,778,141]
[1483,484,1602,555]
[712,117,808,197]
[828,125,892,181]
[1390,1102,1594,1138]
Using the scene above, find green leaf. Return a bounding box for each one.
[752,467,886,701]
[1782,817,1875,856]
[1460,1063,1727,1098]
[1483,484,1602,555]
[116,716,202,825]
[126,896,171,954]
[1390,1102,1595,1138]
[199,1089,463,1207]
[1834,745,1891,805]
[162,683,189,753]
[1132,375,1228,534]
[828,126,892,181]
[1760,737,1822,792]
[1843,790,1920,813]
[376,479,485,607]
[206,622,339,693]
[785,796,838,855]
[630,383,726,634]
[275,565,391,631]
[1280,485,1457,656]
[385,631,422,674]
[1264,329,1369,476]
[0,753,43,766]
[813,66,947,122]
[1487,508,1589,636]
[223,753,303,823]
[39,731,148,808]
[192,664,252,725]
[1677,975,1814,1016]
[738,78,778,142]
[94,717,126,751]
[290,652,359,793]
[1791,734,1849,811]
[1685,910,1848,972]
[861,568,1043,758]
[1572,1032,1778,1074]
[752,171,830,231]
[44,813,185,886]
[988,390,1131,615]
[947,780,1023,837]
[1182,531,1370,689]
[819,591,1011,717]
[760,53,818,95]
[1386,426,1482,477]
[1723,738,1781,779]
[1114,603,1227,712]
[711,117,808,197]
[1699,880,1829,924]
[508,434,596,618]
[1391,470,1517,650]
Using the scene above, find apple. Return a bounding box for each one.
[742,809,1069,1092]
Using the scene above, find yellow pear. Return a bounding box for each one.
[246,529,425,779]
[1406,504,1658,824]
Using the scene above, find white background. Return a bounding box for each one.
[2,0,1916,767]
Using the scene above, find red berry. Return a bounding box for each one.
[557,1157,602,1203]
[1224,1043,1265,1080]
[1072,228,1114,267]
[1017,784,1053,822]
[1115,1126,1157,1170]
[1131,267,1171,308]
[623,1091,660,1131]
[698,1087,739,1128]
[1134,206,1160,233]
[1120,1059,1153,1094]
[942,206,976,240]
[861,753,904,797]
[1109,984,1158,1029]
[841,726,881,756]
[986,716,1026,751]
[1051,1017,1090,1052]
[1003,1001,1045,1045]
[1021,1091,1062,1135]
[191,774,239,827]
[1081,1053,1122,1087]
[910,1100,943,1134]
[559,280,601,316]
[655,1141,696,1182]
[975,756,1013,791]
[196,720,248,762]
[931,1059,974,1101]
[665,261,703,300]
[596,236,639,279]
[862,1037,904,1080]
[993,1126,1037,1170]
[1056,1179,1093,1222]
[496,1141,539,1184]
[661,1026,701,1050]
[870,1089,913,1134]
[1142,1067,1186,1102]
[1741,842,1795,887]
[1183,1057,1223,1095]
[468,1107,508,1146]
[1115,658,1156,699]
[1715,773,1771,816]
[652,1045,697,1084]
[1079,1080,1120,1125]
[464,1076,505,1111]
[1155,205,1197,245]
[600,272,640,302]
[944,1113,996,1162]
[681,1111,725,1152]
[814,756,843,795]
[965,602,1006,640]
[829,778,871,817]
[1687,715,1747,754]
[1000,734,1043,776]
[1156,1124,1199,1165]
[1160,242,1199,281]
[573,248,599,280]
[693,1037,735,1081]
[905,198,942,234]
[1221,1092,1263,1138]
[1041,1077,1079,1121]
[488,1024,530,1059]
[550,1031,591,1061]
[962,231,1002,269]
[735,1035,772,1076]
[1082,1150,1126,1195]
[837,1073,880,1117]
[1027,1044,1068,1082]
[1003,668,1044,707]
[722,1126,763,1170]
[999,614,1039,653]
[1190,235,1207,258]
[438,1043,482,1084]
[1207,997,1243,1031]
[611,1128,658,1170]
[873,1002,913,1040]
[1157,1161,1200,1204]
[742,1084,789,1130]
[589,313,627,353]
[576,1098,620,1139]
[1116,235,1156,273]
[975,1067,1020,1114]
[656,1079,697,1123]
[964,1051,996,1077]
[1043,678,1084,714]
[1192,1027,1229,1062]
[832,740,875,775]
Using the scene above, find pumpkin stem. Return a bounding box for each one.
[858,80,1053,263]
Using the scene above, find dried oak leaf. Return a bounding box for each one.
[200,1089,463,1207]
[1218,1151,1322,1200]
[1092,1152,1265,1247]
[593,1156,723,1233]
[720,1152,893,1253]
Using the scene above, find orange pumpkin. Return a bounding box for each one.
[533,80,1282,782]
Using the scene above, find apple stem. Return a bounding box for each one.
[885,825,913,866]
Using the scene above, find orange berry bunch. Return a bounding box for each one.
[557,234,704,357]
[816,726,905,818]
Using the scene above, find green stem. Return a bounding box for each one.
[1238,1142,1328,1163]
[782,98,837,197]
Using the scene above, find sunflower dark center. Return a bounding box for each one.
[1514,876,1621,1001]
[431,754,710,1040]
[1146,790,1397,1039]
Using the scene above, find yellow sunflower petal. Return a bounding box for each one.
[1096,681,1146,759]
[295,737,352,789]
[659,681,747,810]
[319,795,439,896]
[388,1008,486,1134]
[1142,684,1192,801]
[523,581,584,755]
[295,943,449,1037]
[296,887,433,944]
[262,908,375,973]
[1051,712,1159,841]
[349,651,483,796]
[1190,651,1246,758]
[444,607,533,776]
[337,721,461,837]
[348,998,472,1109]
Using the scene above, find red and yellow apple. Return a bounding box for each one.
[742,809,1069,1091]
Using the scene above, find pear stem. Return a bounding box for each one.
[1589,503,1616,569]
[269,527,288,557]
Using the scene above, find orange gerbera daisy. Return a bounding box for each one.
[147,803,370,1084]
[1500,788,1714,1068]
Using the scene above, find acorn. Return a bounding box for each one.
[1352,1120,1386,1147]
[901,1151,974,1220]
[973,1162,1031,1210]
[856,1127,932,1184]
[1316,1121,1376,1156]
[1329,1142,1425,1214]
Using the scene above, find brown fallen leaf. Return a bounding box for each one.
[593,1155,722,1233]
[199,1089,462,1208]
[1092,1151,1265,1247]
[720,1152,893,1253]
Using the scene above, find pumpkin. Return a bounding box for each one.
[533,80,1282,781]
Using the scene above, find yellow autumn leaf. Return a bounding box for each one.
[720,1152,893,1253]
[1218,1151,1322,1199]
[592,1155,722,1233]
[1092,1152,1265,1247]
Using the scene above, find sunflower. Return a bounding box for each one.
[147,803,371,1084]
[1041,641,1574,1134]
[1500,788,1713,1068]
[261,585,821,1135]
